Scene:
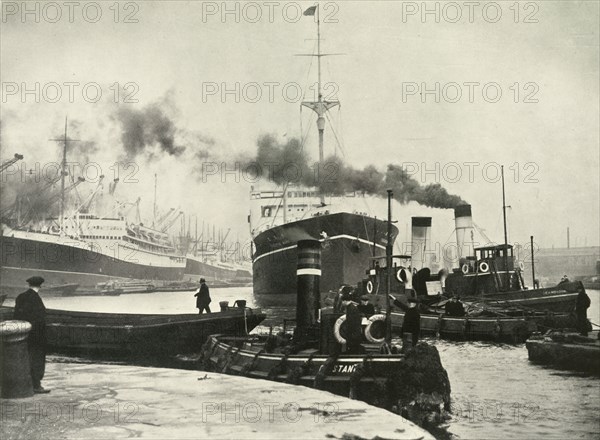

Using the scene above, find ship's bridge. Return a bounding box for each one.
[248,184,370,237]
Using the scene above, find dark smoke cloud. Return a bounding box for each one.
[245,135,466,209]
[117,104,185,159]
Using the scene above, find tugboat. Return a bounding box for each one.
[443,166,587,314]
[343,252,573,343]
[342,197,578,343]
[348,166,586,317]
[200,191,451,428]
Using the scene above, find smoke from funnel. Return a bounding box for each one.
[117,105,185,159]
[245,136,466,210]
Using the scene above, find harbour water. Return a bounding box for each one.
[5,288,599,439]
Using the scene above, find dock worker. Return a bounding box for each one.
[389,294,421,350]
[559,274,570,284]
[344,300,365,354]
[401,297,421,350]
[357,295,376,317]
[445,295,466,317]
[13,276,50,393]
[194,278,212,314]
[575,288,591,336]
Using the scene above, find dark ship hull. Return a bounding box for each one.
[252,213,397,295]
[0,233,185,296]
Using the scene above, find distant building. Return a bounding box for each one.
[521,246,600,285]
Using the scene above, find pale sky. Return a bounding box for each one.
[1,1,599,249]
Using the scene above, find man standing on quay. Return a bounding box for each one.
[194,278,212,314]
[14,276,50,393]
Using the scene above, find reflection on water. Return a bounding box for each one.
[5,288,599,439]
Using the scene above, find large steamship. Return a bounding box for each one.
[249,10,397,295]
[0,124,186,296]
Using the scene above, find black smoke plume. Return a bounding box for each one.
[117,104,185,159]
[246,135,466,209]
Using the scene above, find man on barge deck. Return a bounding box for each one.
[195,278,212,314]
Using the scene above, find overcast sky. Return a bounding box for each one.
[2,1,598,250]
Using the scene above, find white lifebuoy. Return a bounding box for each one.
[396,268,404,283]
[479,261,490,273]
[333,315,347,344]
[366,280,374,294]
[519,261,525,271]
[364,314,386,343]
[461,264,469,274]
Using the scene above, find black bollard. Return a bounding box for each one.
[295,240,321,342]
[0,320,34,398]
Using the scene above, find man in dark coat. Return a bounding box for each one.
[576,289,591,336]
[401,297,421,349]
[390,294,420,350]
[357,295,375,317]
[13,276,50,393]
[445,295,466,317]
[344,301,365,354]
[194,278,211,314]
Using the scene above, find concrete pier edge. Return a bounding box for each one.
[0,361,434,440]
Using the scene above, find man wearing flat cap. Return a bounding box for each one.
[14,276,50,393]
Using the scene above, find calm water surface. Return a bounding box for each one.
[7,288,599,439]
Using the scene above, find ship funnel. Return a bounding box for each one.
[455,204,474,260]
[411,217,432,270]
[296,240,321,339]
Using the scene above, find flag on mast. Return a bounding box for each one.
[303,5,317,16]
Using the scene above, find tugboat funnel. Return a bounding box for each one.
[411,217,432,270]
[455,204,475,261]
[296,240,321,337]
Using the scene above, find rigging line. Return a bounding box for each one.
[324,111,345,157]
[269,182,290,229]
[473,221,493,244]
[299,116,315,153]
[443,228,457,247]
[361,214,369,242]
[338,106,345,151]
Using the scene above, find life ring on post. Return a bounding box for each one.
[396,268,404,283]
[396,267,410,284]
[478,261,490,273]
[461,264,469,275]
[366,280,374,294]
[333,315,347,344]
[518,261,525,271]
[364,314,386,343]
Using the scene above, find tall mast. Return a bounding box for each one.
[60,118,68,233]
[300,4,340,206]
[501,165,509,289]
[50,117,78,235]
[385,190,393,346]
[153,173,157,227]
